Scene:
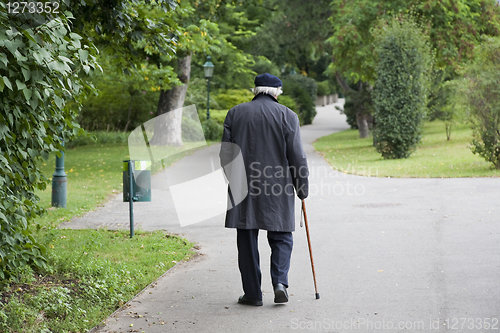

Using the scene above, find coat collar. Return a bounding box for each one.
[252,93,279,103]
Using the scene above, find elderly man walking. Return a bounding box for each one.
[220,73,309,306]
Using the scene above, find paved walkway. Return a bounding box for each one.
[63,101,500,333]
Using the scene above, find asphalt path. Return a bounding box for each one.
[64,100,500,333]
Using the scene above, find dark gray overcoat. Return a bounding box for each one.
[219,93,309,232]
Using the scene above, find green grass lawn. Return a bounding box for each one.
[1,229,194,332]
[36,143,129,228]
[313,120,500,178]
[0,141,202,332]
[35,141,207,228]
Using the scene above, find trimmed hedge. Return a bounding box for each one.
[214,89,253,110]
[373,17,432,159]
[316,80,331,96]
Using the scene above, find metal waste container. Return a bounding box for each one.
[123,160,152,202]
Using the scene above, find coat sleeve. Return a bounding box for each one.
[285,111,309,199]
[219,109,233,178]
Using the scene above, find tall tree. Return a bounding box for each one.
[148,0,255,146]
[328,0,500,137]
[248,0,333,75]
[72,0,182,143]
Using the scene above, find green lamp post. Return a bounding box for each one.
[203,56,214,120]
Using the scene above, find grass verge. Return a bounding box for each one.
[313,120,500,178]
[0,141,201,332]
[1,230,194,332]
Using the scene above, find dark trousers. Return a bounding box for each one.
[237,229,293,301]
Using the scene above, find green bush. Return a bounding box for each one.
[182,115,205,141]
[278,95,297,111]
[316,80,331,96]
[459,36,500,169]
[0,7,99,285]
[328,79,339,95]
[65,131,129,148]
[338,96,358,129]
[282,75,317,125]
[209,110,229,125]
[184,78,220,113]
[214,89,254,110]
[201,118,224,141]
[339,83,374,131]
[373,16,432,159]
[78,78,160,132]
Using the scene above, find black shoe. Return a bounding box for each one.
[238,295,263,306]
[273,283,289,303]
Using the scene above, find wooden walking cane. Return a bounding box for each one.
[301,199,320,299]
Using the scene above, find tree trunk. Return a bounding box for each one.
[336,72,372,139]
[356,112,370,138]
[149,54,192,146]
[445,122,452,141]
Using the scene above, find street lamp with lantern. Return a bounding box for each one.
[203,56,214,120]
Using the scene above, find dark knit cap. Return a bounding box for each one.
[254,73,282,87]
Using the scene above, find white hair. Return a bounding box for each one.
[253,86,283,98]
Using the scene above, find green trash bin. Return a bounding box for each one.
[123,160,152,202]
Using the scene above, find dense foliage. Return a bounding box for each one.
[277,95,297,112]
[460,37,500,169]
[77,58,161,132]
[328,0,500,83]
[282,74,317,125]
[316,80,331,96]
[214,89,253,110]
[0,0,182,284]
[373,16,432,159]
[328,0,500,135]
[248,0,333,77]
[340,84,374,130]
[0,5,100,283]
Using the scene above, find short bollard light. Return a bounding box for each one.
[123,160,152,237]
[51,149,67,208]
